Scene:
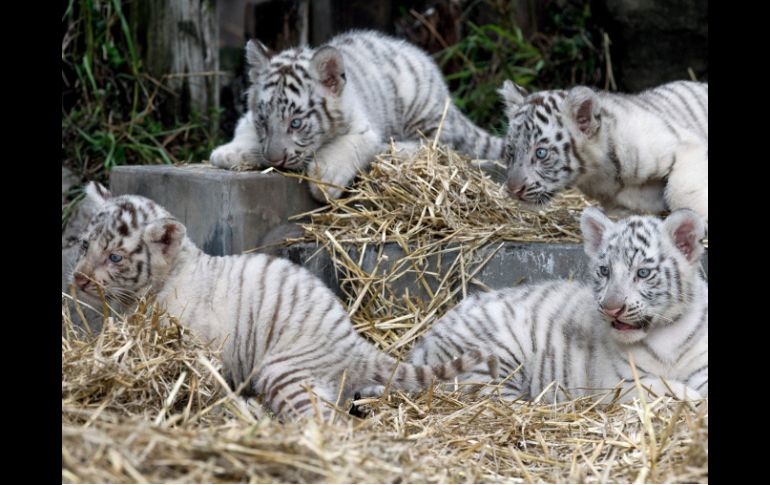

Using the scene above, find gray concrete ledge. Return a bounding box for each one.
[110,164,321,255]
[277,241,708,299]
[108,164,708,299]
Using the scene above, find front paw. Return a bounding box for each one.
[306,161,345,202]
[390,140,422,157]
[308,181,343,202]
[209,144,261,170]
[355,385,386,397]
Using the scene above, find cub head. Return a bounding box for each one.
[580,207,705,344]
[71,182,188,303]
[499,81,601,207]
[245,39,347,170]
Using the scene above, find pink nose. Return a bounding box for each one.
[507,184,527,199]
[74,273,90,290]
[601,305,626,318]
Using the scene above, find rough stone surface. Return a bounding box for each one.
[110,164,321,256]
[277,241,708,299]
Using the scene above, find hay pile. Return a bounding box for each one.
[282,143,594,358]
[293,142,589,246]
[62,142,707,483]
[62,299,708,483]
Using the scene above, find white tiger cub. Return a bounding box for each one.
[410,207,707,402]
[498,80,707,220]
[209,30,504,201]
[70,182,493,420]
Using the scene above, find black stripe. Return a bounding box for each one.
[285,83,300,96]
[662,85,704,136]
[641,342,666,364]
[679,82,708,122]
[501,299,527,359]
[685,364,708,382]
[272,275,301,346]
[233,261,247,383]
[562,326,573,386]
[267,369,309,403]
[624,95,682,140]
[262,344,322,369]
[319,98,333,124]
[607,140,625,188]
[528,283,561,353]
[568,136,586,174]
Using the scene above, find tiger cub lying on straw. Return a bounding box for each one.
[209,30,504,201]
[70,182,494,420]
[411,207,707,402]
[498,80,708,221]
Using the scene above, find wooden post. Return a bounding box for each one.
[132,0,220,135]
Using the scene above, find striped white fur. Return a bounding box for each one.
[210,30,504,201]
[499,80,708,220]
[70,182,493,420]
[410,207,707,402]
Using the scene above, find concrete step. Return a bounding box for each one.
[277,241,708,300]
[109,164,708,299]
[110,164,321,255]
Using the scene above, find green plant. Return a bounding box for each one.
[437,21,545,132]
[426,0,608,132]
[533,0,609,90]
[61,0,221,189]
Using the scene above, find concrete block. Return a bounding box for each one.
[107,164,709,302]
[110,164,321,256]
[277,241,708,299]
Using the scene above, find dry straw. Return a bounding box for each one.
[279,142,593,358]
[62,140,707,483]
[62,300,708,483]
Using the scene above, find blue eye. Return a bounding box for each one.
[109,253,123,263]
[290,118,302,129]
[599,266,609,276]
[637,268,651,278]
[535,148,548,159]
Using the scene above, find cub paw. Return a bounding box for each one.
[355,385,387,397]
[390,140,422,157]
[209,144,261,170]
[308,181,343,202]
[306,161,345,201]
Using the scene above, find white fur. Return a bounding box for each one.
[211,30,504,201]
[501,81,708,221]
[411,208,708,402]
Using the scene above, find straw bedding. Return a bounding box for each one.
[62,143,707,483]
[277,143,595,359]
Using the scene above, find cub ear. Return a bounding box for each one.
[663,209,705,264]
[83,181,111,207]
[144,218,187,257]
[498,80,528,119]
[566,86,601,137]
[311,46,346,96]
[580,206,614,259]
[246,39,272,82]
